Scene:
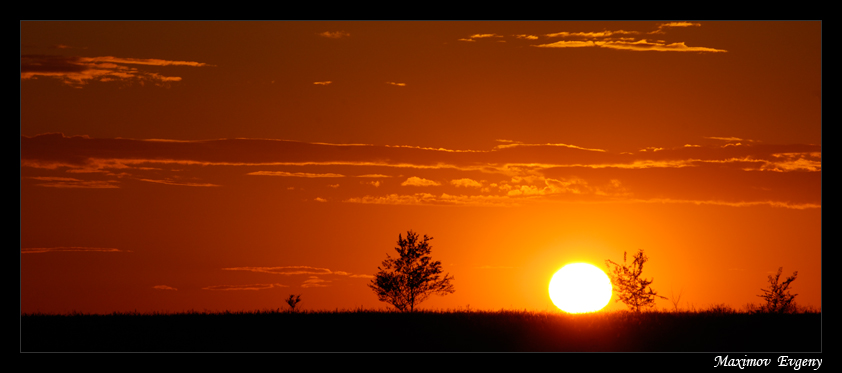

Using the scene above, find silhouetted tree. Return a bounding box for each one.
[285,294,302,312]
[757,267,798,314]
[369,230,455,312]
[669,287,683,313]
[605,249,667,312]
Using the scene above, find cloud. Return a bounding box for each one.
[26,176,119,188]
[344,193,440,205]
[450,178,482,188]
[401,176,441,187]
[220,266,372,279]
[706,136,748,142]
[494,142,607,152]
[545,30,640,38]
[314,197,327,202]
[20,54,212,87]
[301,276,330,288]
[223,266,335,275]
[22,134,819,176]
[21,134,820,209]
[633,198,820,210]
[202,283,287,291]
[654,22,702,32]
[313,81,332,85]
[248,171,345,178]
[535,39,726,53]
[762,152,822,172]
[532,23,725,53]
[317,31,350,39]
[137,178,220,187]
[598,39,727,53]
[21,247,127,254]
[534,40,596,48]
[345,193,521,207]
[459,33,504,42]
[386,82,406,87]
[153,285,177,291]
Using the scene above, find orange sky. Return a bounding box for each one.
[20,21,821,314]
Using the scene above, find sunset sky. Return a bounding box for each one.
[20,21,821,314]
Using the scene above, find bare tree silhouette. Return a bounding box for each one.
[369,230,455,312]
[758,267,798,314]
[669,287,683,313]
[605,249,667,312]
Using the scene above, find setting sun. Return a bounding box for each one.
[549,263,612,313]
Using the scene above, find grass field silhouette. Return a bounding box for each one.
[21,306,820,352]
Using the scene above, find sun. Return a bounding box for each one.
[548,263,613,313]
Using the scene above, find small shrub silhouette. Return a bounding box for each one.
[757,267,798,314]
[285,294,302,312]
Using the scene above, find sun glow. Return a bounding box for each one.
[548,263,613,313]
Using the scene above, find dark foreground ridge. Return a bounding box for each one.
[21,309,821,352]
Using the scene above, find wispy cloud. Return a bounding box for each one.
[302,276,330,288]
[202,283,287,291]
[535,38,726,53]
[20,54,213,87]
[597,39,727,53]
[21,247,127,254]
[21,134,820,209]
[317,31,350,39]
[633,198,821,210]
[494,142,607,152]
[153,285,177,291]
[653,21,702,32]
[221,266,371,278]
[345,193,441,206]
[363,180,381,187]
[137,178,220,187]
[248,171,345,178]
[220,266,371,288]
[451,178,482,188]
[223,266,335,275]
[545,30,640,38]
[345,193,522,207]
[401,177,441,187]
[459,22,726,53]
[514,34,539,40]
[386,81,406,87]
[706,136,749,142]
[26,176,119,188]
[458,33,504,42]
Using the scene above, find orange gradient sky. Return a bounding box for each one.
[20,21,821,314]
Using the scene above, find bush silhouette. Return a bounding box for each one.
[757,267,798,314]
[285,294,302,312]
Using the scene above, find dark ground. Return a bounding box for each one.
[20,309,822,352]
